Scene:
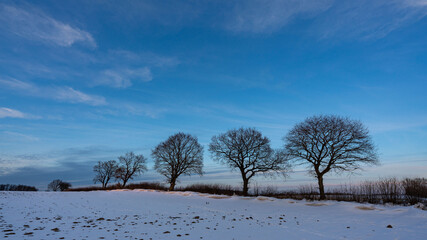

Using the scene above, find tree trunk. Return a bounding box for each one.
[169,178,176,191]
[104,177,110,188]
[242,178,249,196]
[317,175,326,200]
[122,179,128,188]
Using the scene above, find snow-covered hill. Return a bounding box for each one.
[1,190,426,239]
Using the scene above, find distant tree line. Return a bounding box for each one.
[89,115,379,198]
[0,184,37,191]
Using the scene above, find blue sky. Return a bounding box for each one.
[1,0,427,190]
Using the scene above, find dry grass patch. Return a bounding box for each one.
[207,195,231,199]
[256,197,274,201]
[177,192,192,196]
[355,206,376,210]
[305,203,327,206]
[239,197,256,200]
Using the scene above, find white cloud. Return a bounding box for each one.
[0,78,106,106]
[96,67,153,88]
[117,102,166,118]
[53,87,107,106]
[0,107,27,119]
[0,78,33,90]
[0,4,95,47]
[225,0,332,33]
[109,50,180,67]
[405,0,427,7]
[314,0,427,40]
[3,131,40,142]
[223,0,427,38]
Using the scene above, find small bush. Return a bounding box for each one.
[66,186,109,192]
[67,182,167,192]
[376,177,403,204]
[260,186,279,196]
[177,184,242,196]
[356,181,379,203]
[125,182,167,191]
[402,178,427,204]
[298,184,319,200]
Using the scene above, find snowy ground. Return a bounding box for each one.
[1,190,426,240]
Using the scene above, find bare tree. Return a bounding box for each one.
[48,179,61,191]
[48,179,71,191]
[152,133,203,191]
[59,181,72,191]
[93,160,118,188]
[284,115,379,200]
[209,127,290,196]
[115,152,147,188]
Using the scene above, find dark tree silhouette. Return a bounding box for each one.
[115,152,147,187]
[284,115,379,200]
[209,127,290,196]
[48,179,62,191]
[93,160,118,188]
[152,133,203,191]
[59,181,71,191]
[48,179,71,191]
[0,184,37,191]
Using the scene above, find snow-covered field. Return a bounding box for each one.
[1,190,426,240]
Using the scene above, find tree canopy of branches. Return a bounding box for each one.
[284,115,379,200]
[93,160,118,188]
[47,179,72,192]
[209,127,290,196]
[115,152,147,187]
[152,133,204,191]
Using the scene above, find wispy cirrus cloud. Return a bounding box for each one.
[53,87,106,105]
[0,78,106,106]
[113,102,167,118]
[0,4,95,47]
[225,0,332,34]
[91,50,180,88]
[315,0,427,40]
[0,107,31,119]
[95,67,153,88]
[223,0,427,39]
[109,50,180,67]
[2,131,40,142]
[406,0,427,7]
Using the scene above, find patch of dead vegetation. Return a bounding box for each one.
[177,193,192,196]
[355,206,376,210]
[207,195,231,199]
[305,203,327,206]
[256,197,274,201]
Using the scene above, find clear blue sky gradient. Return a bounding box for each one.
[0,0,426,190]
